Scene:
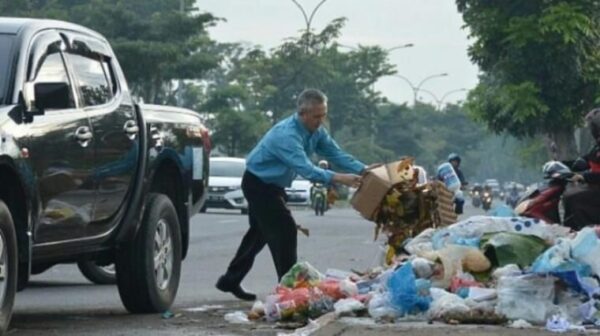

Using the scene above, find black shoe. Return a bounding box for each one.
[216,276,257,301]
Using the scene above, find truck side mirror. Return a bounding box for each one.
[22,81,72,115]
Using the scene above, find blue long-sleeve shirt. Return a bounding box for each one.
[246,113,366,188]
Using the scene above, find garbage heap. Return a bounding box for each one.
[248,216,600,332]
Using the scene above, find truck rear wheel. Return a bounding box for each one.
[116,193,182,313]
[77,261,116,285]
[0,200,18,334]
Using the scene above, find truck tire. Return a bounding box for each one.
[0,200,18,334]
[77,261,116,285]
[116,193,182,313]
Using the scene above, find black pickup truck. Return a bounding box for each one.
[0,17,210,332]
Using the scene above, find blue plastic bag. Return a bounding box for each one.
[531,241,592,294]
[432,228,480,250]
[387,263,432,315]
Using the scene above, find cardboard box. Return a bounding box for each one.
[350,161,407,220]
[351,162,458,226]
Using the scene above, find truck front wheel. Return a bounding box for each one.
[0,200,18,334]
[116,193,182,313]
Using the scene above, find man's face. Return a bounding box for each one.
[450,159,459,168]
[300,103,328,133]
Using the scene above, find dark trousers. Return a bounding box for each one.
[220,171,298,286]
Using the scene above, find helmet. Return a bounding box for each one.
[318,160,329,169]
[447,153,461,163]
[585,108,600,141]
[542,161,571,179]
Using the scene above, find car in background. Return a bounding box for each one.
[203,157,248,214]
[285,176,312,206]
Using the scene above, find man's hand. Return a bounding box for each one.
[333,173,362,188]
[572,173,585,182]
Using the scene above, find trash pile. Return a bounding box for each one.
[243,215,600,332]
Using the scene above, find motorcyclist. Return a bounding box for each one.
[563,108,600,230]
[447,153,468,214]
[506,183,520,208]
[311,160,338,209]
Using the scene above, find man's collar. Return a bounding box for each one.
[293,112,312,136]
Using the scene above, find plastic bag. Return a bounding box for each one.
[492,264,521,279]
[280,261,324,288]
[481,232,548,268]
[333,298,365,316]
[404,228,435,255]
[411,257,434,279]
[224,311,251,324]
[368,292,400,320]
[437,162,461,192]
[496,274,556,323]
[427,289,470,320]
[571,227,600,277]
[437,216,570,247]
[531,239,592,294]
[387,263,431,315]
[424,245,490,289]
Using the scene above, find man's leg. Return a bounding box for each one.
[252,192,298,280]
[219,210,266,285]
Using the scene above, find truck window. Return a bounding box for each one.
[0,34,14,104]
[35,51,76,109]
[67,53,113,107]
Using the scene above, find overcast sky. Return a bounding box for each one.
[197,0,480,106]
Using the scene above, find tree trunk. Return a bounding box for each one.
[543,128,578,161]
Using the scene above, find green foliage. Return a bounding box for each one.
[4,0,221,104]
[456,0,600,158]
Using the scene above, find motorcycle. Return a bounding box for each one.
[515,162,573,224]
[471,189,482,208]
[482,190,493,211]
[311,183,328,216]
[506,191,521,209]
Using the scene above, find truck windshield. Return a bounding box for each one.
[0,34,15,105]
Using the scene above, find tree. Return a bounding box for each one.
[4,0,221,104]
[456,0,600,159]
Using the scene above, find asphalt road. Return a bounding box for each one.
[9,201,494,335]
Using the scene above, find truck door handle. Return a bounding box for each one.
[74,126,93,147]
[123,120,139,139]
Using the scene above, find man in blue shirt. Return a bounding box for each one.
[216,89,372,301]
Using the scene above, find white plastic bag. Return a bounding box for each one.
[224,311,251,324]
[496,275,556,323]
[334,298,365,316]
[367,292,401,319]
[427,288,470,320]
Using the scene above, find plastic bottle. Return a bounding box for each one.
[437,162,461,192]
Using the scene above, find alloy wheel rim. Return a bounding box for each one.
[153,219,173,290]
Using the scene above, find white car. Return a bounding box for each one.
[203,157,248,214]
[285,176,312,206]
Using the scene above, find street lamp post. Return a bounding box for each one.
[413,73,448,105]
[416,88,468,110]
[337,43,414,52]
[393,73,448,105]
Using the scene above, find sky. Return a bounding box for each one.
[196,0,480,106]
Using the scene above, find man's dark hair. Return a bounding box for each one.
[297,89,328,114]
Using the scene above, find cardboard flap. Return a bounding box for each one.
[350,167,393,220]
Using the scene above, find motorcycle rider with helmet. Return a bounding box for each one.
[563,108,600,230]
[447,153,468,214]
